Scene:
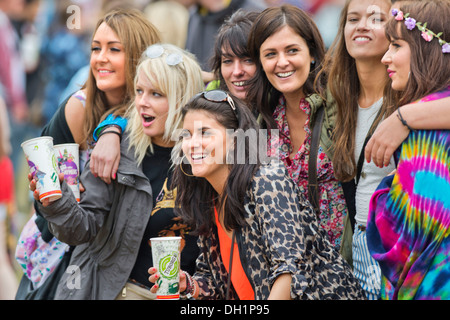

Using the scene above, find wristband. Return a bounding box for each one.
[396,108,415,132]
[97,130,122,142]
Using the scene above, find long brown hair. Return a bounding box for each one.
[247,5,326,129]
[324,0,395,182]
[386,0,450,106]
[83,9,160,144]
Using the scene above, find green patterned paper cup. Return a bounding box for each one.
[150,236,181,300]
[21,136,62,202]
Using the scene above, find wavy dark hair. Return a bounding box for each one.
[172,92,262,236]
[209,9,259,93]
[246,4,326,129]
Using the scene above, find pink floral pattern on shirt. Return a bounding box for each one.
[268,96,347,248]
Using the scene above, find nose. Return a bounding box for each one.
[276,52,289,68]
[356,17,370,32]
[232,61,245,77]
[381,48,391,65]
[136,92,150,109]
[95,48,108,63]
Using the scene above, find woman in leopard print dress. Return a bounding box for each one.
[149,90,365,300]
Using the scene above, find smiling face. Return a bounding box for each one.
[181,110,231,190]
[259,25,313,99]
[220,48,256,100]
[381,38,411,91]
[344,0,391,61]
[90,22,127,105]
[134,69,172,147]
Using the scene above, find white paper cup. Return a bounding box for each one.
[21,136,62,202]
[54,143,80,202]
[150,236,181,300]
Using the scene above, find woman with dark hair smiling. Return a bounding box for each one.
[148,90,365,300]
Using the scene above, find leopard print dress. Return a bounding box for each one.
[193,161,365,300]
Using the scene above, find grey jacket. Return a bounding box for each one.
[37,133,153,300]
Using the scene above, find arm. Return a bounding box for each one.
[65,95,87,148]
[365,97,450,167]
[90,114,128,184]
[31,166,113,245]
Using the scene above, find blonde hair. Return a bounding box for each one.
[83,8,160,144]
[144,1,189,48]
[126,43,204,165]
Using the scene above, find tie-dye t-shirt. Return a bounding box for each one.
[367,87,450,300]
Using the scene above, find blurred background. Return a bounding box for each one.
[0,0,345,299]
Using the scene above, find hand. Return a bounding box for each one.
[90,129,121,184]
[364,110,409,168]
[29,172,65,206]
[147,267,188,294]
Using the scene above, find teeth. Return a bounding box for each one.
[355,37,370,41]
[191,154,206,160]
[99,70,111,73]
[233,81,246,87]
[276,71,294,78]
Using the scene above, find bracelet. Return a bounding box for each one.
[181,271,196,299]
[396,108,415,132]
[97,130,122,142]
[101,124,123,134]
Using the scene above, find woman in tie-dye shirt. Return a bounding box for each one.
[367,0,450,300]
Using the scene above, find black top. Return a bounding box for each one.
[129,144,199,287]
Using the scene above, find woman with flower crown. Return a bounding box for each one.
[366,0,450,300]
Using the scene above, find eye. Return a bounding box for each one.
[135,88,143,95]
[110,47,121,52]
[179,130,191,139]
[91,46,100,52]
[287,48,299,54]
[221,58,232,64]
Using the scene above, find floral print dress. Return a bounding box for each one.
[268,96,347,249]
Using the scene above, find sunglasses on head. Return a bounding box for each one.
[197,90,238,119]
[144,44,183,66]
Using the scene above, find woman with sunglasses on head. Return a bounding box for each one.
[246,5,346,250]
[15,8,161,300]
[28,44,204,300]
[148,90,365,300]
[367,0,450,300]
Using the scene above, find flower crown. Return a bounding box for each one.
[391,9,449,54]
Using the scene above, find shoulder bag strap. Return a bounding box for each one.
[308,104,325,217]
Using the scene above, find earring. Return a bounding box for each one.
[180,155,194,177]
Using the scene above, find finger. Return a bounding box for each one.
[383,147,395,168]
[59,172,65,183]
[150,283,159,294]
[364,137,374,163]
[89,157,97,177]
[111,157,120,181]
[100,162,112,184]
[148,272,160,285]
[147,267,157,275]
[79,182,85,193]
[375,145,387,168]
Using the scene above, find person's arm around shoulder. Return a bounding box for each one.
[65,93,87,149]
[365,97,450,167]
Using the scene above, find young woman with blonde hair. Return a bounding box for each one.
[29,43,205,300]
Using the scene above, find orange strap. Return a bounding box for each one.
[214,207,254,300]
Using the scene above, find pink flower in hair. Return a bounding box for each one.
[421,31,433,42]
[395,11,404,21]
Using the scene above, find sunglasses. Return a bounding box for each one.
[144,44,183,66]
[197,90,238,119]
